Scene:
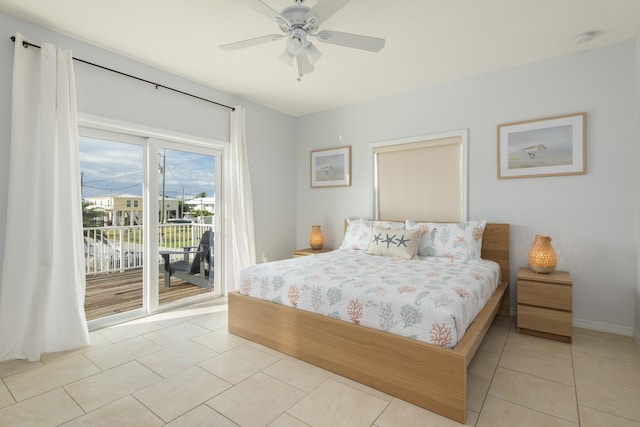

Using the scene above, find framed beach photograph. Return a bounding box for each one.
[311,145,351,188]
[498,112,586,179]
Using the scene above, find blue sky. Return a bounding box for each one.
[79,137,215,200]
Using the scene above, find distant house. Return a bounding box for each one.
[184,197,215,215]
[84,194,180,225]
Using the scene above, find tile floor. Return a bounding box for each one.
[1,298,640,426]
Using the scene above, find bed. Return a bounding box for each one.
[228,221,509,423]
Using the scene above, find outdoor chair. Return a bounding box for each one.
[159,229,213,288]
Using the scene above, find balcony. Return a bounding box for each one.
[84,223,214,321]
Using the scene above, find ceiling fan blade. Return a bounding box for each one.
[316,30,385,52]
[297,52,314,75]
[220,34,284,51]
[237,0,285,23]
[305,0,351,27]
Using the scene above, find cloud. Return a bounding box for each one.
[80,137,216,200]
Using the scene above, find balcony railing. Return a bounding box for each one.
[83,223,212,275]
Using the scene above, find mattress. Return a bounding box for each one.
[238,250,501,348]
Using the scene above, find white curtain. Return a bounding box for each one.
[0,33,90,362]
[225,106,256,292]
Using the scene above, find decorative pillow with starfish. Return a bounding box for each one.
[367,226,421,260]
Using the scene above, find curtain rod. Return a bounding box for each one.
[9,36,235,112]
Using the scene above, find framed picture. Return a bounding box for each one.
[498,112,586,179]
[310,146,351,188]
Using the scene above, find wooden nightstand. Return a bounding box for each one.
[292,248,332,258]
[517,267,573,343]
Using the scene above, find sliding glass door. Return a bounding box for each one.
[79,127,222,327]
[153,141,221,310]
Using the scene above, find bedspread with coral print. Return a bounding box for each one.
[238,250,501,348]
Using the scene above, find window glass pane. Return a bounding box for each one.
[80,136,144,321]
[158,148,216,305]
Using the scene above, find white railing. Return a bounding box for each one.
[84,223,212,275]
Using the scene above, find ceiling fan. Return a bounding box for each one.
[220,0,385,80]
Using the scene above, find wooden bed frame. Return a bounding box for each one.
[228,223,510,423]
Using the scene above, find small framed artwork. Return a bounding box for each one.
[310,145,351,188]
[498,112,586,179]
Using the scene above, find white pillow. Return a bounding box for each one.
[339,218,404,251]
[406,220,486,261]
[367,226,421,260]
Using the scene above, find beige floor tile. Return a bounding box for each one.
[146,299,227,328]
[137,340,218,378]
[476,396,577,427]
[96,320,163,343]
[466,410,479,426]
[4,354,100,401]
[164,404,238,426]
[488,316,512,336]
[0,380,15,409]
[467,372,491,413]
[61,395,164,427]
[133,365,231,422]
[288,378,388,427]
[468,350,500,378]
[0,358,43,379]
[375,398,473,426]
[329,374,394,402]
[208,372,306,427]
[40,332,111,364]
[193,328,247,353]
[0,388,84,427]
[268,412,310,426]
[64,360,162,412]
[143,321,210,347]
[245,340,288,359]
[506,330,572,360]
[573,350,640,390]
[499,346,574,385]
[489,367,578,423]
[199,343,280,384]
[263,357,332,393]
[572,331,640,363]
[188,311,229,331]
[148,313,193,329]
[579,405,640,427]
[83,335,163,370]
[478,329,507,354]
[576,375,640,422]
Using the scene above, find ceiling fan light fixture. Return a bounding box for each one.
[306,43,322,64]
[287,35,305,55]
[279,48,295,65]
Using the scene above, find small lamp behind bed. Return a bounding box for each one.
[309,225,324,250]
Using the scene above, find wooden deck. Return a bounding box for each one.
[85,269,213,321]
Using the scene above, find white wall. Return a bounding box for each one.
[635,35,640,344]
[0,12,298,289]
[296,40,638,335]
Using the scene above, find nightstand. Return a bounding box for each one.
[292,248,332,258]
[517,267,573,343]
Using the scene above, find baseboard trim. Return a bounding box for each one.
[572,317,634,337]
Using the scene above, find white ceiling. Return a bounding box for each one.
[1,0,640,117]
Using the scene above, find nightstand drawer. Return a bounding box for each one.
[517,280,572,311]
[517,304,572,337]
